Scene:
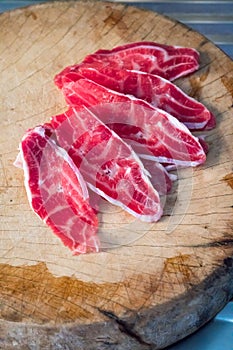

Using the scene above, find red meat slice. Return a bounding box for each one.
[54,42,199,88]
[141,159,174,195]
[55,63,215,131]
[61,79,206,167]
[17,126,99,254]
[62,64,215,131]
[85,41,199,81]
[48,107,163,223]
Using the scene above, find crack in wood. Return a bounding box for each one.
[132,238,233,250]
[197,38,209,49]
[97,308,152,348]
[190,239,233,249]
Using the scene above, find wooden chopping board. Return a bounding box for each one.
[0,1,233,349]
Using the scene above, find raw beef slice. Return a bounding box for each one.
[48,107,163,223]
[54,41,199,87]
[63,64,215,131]
[16,126,99,254]
[61,79,206,167]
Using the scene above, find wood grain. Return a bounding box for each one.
[0,1,232,349]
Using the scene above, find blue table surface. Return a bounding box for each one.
[1,1,232,349]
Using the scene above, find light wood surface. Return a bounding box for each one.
[0,1,232,349]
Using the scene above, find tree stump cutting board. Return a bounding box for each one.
[0,1,233,349]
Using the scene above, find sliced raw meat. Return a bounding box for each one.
[54,64,83,89]
[55,63,214,131]
[62,64,215,131]
[141,159,173,195]
[54,41,199,88]
[17,126,99,254]
[61,79,206,167]
[48,107,163,223]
